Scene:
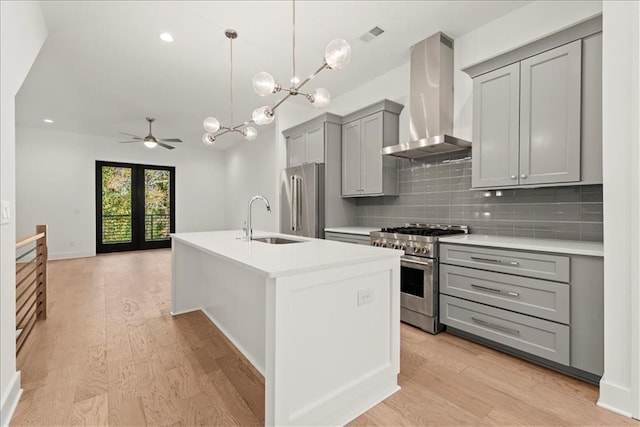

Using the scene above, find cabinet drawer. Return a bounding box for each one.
[440,244,570,282]
[325,232,370,245]
[440,264,569,323]
[440,295,570,365]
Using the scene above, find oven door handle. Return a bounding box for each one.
[401,258,433,268]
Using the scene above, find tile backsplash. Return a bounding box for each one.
[356,151,603,241]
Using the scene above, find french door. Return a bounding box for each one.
[96,161,175,253]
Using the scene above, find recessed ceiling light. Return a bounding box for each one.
[159,32,174,43]
[43,118,53,124]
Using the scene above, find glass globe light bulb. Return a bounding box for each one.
[309,88,330,108]
[324,39,352,70]
[244,126,258,141]
[252,72,277,96]
[143,140,158,149]
[203,116,220,133]
[202,133,216,146]
[252,106,275,125]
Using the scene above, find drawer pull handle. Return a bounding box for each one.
[471,317,521,335]
[470,256,520,267]
[471,284,520,297]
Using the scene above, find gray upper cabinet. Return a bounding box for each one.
[282,113,358,228]
[519,40,582,185]
[341,100,403,197]
[285,122,324,167]
[473,40,582,188]
[472,63,520,188]
[467,18,603,190]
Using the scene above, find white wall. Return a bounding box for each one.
[599,0,640,419]
[224,129,278,233]
[0,2,47,426]
[16,127,226,259]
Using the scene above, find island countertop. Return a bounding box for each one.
[172,230,402,279]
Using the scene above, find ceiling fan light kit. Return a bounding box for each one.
[201,29,257,146]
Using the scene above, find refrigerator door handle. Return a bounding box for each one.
[290,175,297,231]
[296,176,302,232]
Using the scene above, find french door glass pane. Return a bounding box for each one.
[101,166,132,243]
[144,169,171,241]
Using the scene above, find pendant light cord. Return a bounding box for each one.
[229,35,234,127]
[292,0,296,87]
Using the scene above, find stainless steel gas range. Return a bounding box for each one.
[371,224,469,334]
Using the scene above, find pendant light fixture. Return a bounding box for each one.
[251,0,351,125]
[202,30,257,146]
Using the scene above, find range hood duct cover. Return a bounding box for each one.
[382,32,470,159]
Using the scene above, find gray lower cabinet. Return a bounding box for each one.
[439,243,603,382]
[324,231,370,245]
[470,30,602,189]
[341,99,403,197]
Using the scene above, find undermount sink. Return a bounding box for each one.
[253,236,304,245]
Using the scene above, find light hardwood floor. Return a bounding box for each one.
[10,249,639,426]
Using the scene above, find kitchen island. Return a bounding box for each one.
[171,230,402,426]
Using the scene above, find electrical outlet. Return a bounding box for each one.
[357,289,374,306]
[1,200,10,225]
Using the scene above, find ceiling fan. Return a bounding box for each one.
[120,117,183,149]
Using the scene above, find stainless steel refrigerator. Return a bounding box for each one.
[280,163,325,238]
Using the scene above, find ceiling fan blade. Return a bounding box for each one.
[158,138,183,143]
[157,142,175,150]
[119,132,142,139]
[119,140,139,143]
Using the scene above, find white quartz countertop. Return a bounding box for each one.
[172,230,402,278]
[324,226,380,236]
[438,234,604,257]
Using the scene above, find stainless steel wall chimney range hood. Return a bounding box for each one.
[382,32,471,159]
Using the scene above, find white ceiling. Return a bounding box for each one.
[16,1,530,150]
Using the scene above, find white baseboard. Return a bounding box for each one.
[49,250,94,260]
[598,379,633,418]
[0,371,22,427]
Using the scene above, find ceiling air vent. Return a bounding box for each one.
[359,26,385,42]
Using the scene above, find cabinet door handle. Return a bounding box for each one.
[469,256,519,266]
[510,175,517,180]
[470,284,520,297]
[471,317,521,335]
[520,174,527,179]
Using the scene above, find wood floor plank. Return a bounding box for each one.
[216,354,266,421]
[11,250,638,427]
[70,392,108,426]
[107,397,147,427]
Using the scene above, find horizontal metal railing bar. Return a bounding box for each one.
[16,273,39,303]
[16,246,38,262]
[16,267,39,293]
[16,294,37,327]
[16,312,37,355]
[16,233,45,249]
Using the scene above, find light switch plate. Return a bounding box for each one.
[1,200,9,225]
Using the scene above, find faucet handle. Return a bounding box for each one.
[242,220,247,233]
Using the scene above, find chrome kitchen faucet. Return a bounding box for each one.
[245,195,271,240]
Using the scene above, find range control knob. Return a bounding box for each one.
[423,247,430,255]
